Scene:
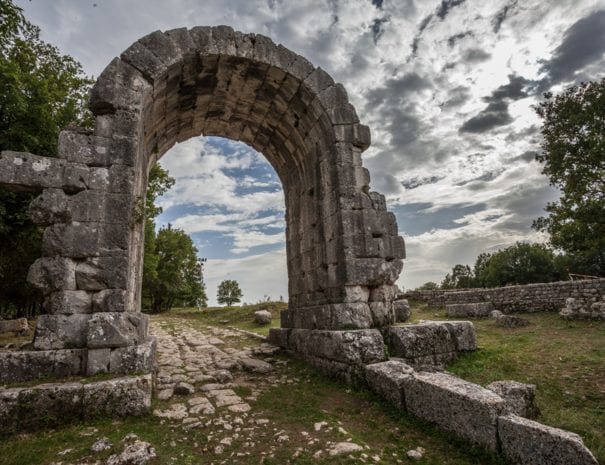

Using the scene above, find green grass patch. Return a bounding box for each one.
[411,302,605,463]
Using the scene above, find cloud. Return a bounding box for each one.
[492,0,518,33]
[459,74,533,133]
[539,9,605,88]
[436,0,467,21]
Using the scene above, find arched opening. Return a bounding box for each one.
[151,136,288,307]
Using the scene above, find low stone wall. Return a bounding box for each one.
[0,374,152,435]
[365,361,598,464]
[0,338,156,385]
[405,278,605,313]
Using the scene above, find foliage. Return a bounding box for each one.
[476,242,562,287]
[217,279,243,307]
[415,281,440,290]
[141,164,206,313]
[0,0,92,318]
[441,264,474,289]
[533,79,605,276]
[439,242,563,289]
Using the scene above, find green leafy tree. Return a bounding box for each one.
[476,242,561,287]
[441,264,475,289]
[217,279,243,307]
[415,281,440,290]
[0,0,92,318]
[533,79,605,275]
[141,165,206,313]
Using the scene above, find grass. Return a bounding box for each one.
[412,301,605,463]
[0,301,603,463]
[167,301,287,336]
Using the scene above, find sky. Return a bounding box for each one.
[15,0,605,304]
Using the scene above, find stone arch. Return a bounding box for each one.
[0,26,404,379]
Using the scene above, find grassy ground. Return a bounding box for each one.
[0,302,603,464]
[412,301,605,463]
[168,301,287,336]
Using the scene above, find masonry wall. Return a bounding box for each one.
[404,278,605,312]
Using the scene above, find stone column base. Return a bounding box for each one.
[268,328,387,382]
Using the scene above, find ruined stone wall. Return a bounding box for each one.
[404,278,605,312]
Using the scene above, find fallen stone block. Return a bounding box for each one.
[494,314,530,328]
[487,380,539,419]
[254,310,272,325]
[404,371,505,451]
[446,302,494,318]
[385,321,476,366]
[0,318,29,334]
[498,414,598,465]
[364,360,414,409]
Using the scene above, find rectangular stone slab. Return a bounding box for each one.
[403,371,505,451]
[498,414,598,465]
[364,360,414,409]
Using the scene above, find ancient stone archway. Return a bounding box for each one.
[0,26,404,379]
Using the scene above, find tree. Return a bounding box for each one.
[533,79,605,275]
[0,0,92,318]
[141,165,207,313]
[475,242,561,287]
[415,282,440,290]
[441,264,474,289]
[217,279,243,307]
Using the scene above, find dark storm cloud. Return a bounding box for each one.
[441,85,471,109]
[455,169,505,187]
[394,202,487,236]
[401,175,444,190]
[371,0,384,8]
[462,48,491,63]
[371,17,389,44]
[513,150,539,163]
[411,13,433,55]
[459,74,533,133]
[447,31,472,47]
[539,9,605,88]
[365,72,432,107]
[436,0,466,21]
[492,0,518,33]
[459,100,513,133]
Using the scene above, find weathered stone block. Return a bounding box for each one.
[0,151,65,191]
[17,382,84,431]
[446,302,495,318]
[87,312,149,349]
[27,257,77,295]
[365,360,415,409]
[287,329,386,365]
[0,318,28,334]
[267,327,291,348]
[109,338,156,374]
[498,414,598,465]
[0,349,86,384]
[487,381,539,419]
[33,314,91,350]
[345,258,403,286]
[393,299,411,322]
[254,310,272,325]
[45,290,92,314]
[87,348,111,376]
[58,126,96,164]
[404,372,505,451]
[90,57,151,114]
[42,223,102,258]
[369,301,394,327]
[76,256,129,290]
[92,289,127,312]
[28,188,71,225]
[82,374,152,419]
[441,321,477,352]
